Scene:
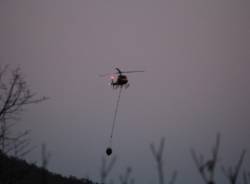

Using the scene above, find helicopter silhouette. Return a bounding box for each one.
[100,68,144,89]
[100,67,144,156]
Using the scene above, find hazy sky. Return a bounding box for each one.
[1,0,250,183]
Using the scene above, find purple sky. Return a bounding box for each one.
[1,0,250,183]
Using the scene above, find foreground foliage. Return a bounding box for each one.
[0,151,96,184]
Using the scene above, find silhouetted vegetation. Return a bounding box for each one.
[0,129,248,184]
[0,65,96,184]
[191,134,248,184]
[100,155,116,184]
[0,65,47,157]
[150,137,177,184]
[0,150,96,184]
[119,167,134,184]
[222,150,246,184]
[191,134,220,184]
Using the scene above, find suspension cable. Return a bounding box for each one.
[109,87,123,145]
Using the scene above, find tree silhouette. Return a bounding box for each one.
[100,155,116,184]
[119,167,134,184]
[0,65,47,155]
[11,129,35,158]
[150,137,177,184]
[191,133,220,184]
[222,150,246,184]
[41,143,51,184]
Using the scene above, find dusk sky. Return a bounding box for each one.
[1,0,250,183]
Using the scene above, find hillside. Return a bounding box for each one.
[0,151,97,184]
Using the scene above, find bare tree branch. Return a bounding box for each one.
[119,167,134,184]
[41,143,51,169]
[222,149,246,184]
[150,137,165,184]
[150,137,177,184]
[41,143,51,184]
[100,156,117,184]
[190,133,221,184]
[0,65,48,155]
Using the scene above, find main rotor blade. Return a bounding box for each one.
[120,70,144,74]
[99,70,144,77]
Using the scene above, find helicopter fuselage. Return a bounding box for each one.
[100,67,143,89]
[111,74,129,88]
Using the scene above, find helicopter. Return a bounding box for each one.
[100,67,144,156]
[100,68,144,89]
